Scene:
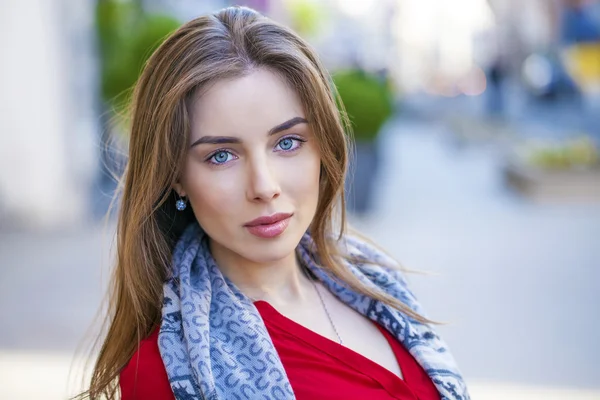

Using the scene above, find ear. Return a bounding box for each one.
[173,182,186,197]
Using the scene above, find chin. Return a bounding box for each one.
[240,231,302,264]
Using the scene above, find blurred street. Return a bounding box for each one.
[1,113,599,399]
[362,115,600,389]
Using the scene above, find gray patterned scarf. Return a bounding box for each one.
[159,223,470,399]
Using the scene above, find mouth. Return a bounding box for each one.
[244,212,293,238]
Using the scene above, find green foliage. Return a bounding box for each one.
[333,70,394,142]
[96,0,180,113]
[526,136,599,170]
[287,0,323,37]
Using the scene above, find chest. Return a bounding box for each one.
[276,292,404,380]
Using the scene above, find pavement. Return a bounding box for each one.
[0,117,599,399]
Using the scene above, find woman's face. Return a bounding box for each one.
[176,68,321,265]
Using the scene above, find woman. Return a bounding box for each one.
[85,6,469,400]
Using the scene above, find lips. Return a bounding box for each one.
[244,213,293,238]
[244,213,292,227]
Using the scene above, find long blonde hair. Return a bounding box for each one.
[84,6,428,399]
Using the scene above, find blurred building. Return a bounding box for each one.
[0,0,98,229]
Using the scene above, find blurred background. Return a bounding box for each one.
[1,0,599,399]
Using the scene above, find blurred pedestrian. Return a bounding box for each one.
[562,0,600,44]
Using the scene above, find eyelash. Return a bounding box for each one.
[205,136,307,166]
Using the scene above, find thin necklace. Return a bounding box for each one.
[310,279,343,345]
[248,279,343,345]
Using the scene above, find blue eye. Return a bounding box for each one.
[209,151,233,164]
[279,138,294,150]
[276,137,304,152]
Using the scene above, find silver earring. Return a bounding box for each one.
[175,195,187,211]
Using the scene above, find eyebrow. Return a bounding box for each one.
[190,116,308,148]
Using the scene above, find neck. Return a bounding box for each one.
[209,238,314,306]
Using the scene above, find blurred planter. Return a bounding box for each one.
[346,141,381,213]
[333,69,394,214]
[504,137,600,202]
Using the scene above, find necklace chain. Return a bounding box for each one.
[247,279,343,345]
[310,279,343,345]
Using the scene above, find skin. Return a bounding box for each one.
[174,68,403,379]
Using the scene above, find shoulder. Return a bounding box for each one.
[119,328,174,400]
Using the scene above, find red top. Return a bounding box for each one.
[120,301,440,400]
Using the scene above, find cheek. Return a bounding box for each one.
[280,148,321,202]
[183,160,240,219]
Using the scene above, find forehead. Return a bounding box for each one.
[190,68,305,138]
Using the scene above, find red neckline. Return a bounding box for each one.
[254,300,418,399]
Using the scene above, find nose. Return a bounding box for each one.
[246,155,281,202]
